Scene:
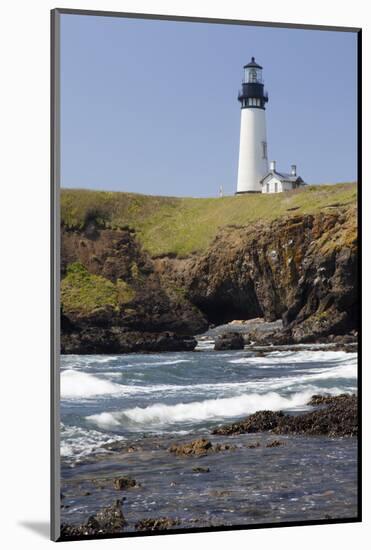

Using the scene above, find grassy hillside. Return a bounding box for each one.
[61,183,357,257]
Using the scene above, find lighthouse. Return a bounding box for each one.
[236,57,269,194]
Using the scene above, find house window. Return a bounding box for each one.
[274,181,278,193]
[266,183,270,193]
[262,141,267,159]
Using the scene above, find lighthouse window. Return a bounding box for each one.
[249,69,257,82]
[257,99,261,107]
[262,141,267,159]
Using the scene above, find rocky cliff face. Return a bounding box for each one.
[60,224,207,353]
[61,204,357,352]
[156,206,358,343]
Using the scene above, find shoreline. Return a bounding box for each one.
[60,394,358,538]
[60,318,358,356]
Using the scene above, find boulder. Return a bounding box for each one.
[113,476,139,490]
[169,438,213,456]
[214,332,244,351]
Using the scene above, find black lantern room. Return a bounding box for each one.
[238,57,269,109]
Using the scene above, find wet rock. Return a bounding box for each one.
[214,332,244,351]
[192,466,210,473]
[276,394,358,437]
[212,410,285,436]
[247,442,261,449]
[62,328,197,354]
[60,499,126,537]
[245,327,293,346]
[308,393,350,406]
[92,499,126,531]
[214,442,237,452]
[266,439,284,448]
[169,438,212,456]
[169,438,235,456]
[135,517,180,531]
[113,476,139,490]
[212,394,357,438]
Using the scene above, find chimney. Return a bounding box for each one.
[270,160,276,171]
[291,164,297,176]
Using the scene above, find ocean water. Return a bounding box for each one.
[60,348,357,465]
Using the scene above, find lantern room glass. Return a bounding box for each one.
[244,67,262,83]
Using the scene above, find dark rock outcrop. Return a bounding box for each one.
[212,394,357,438]
[113,476,139,490]
[60,499,125,538]
[61,327,197,354]
[214,332,245,350]
[213,411,285,436]
[135,517,180,531]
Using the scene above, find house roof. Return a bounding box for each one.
[260,171,305,185]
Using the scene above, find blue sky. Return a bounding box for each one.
[60,14,357,197]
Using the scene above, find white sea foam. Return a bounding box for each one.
[123,359,192,368]
[229,350,356,365]
[60,423,125,461]
[61,370,124,398]
[86,389,317,429]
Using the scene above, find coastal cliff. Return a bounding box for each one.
[60,183,357,353]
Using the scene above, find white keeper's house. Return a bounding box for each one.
[261,160,305,194]
[236,57,306,195]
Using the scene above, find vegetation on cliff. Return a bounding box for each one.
[61,263,135,318]
[61,183,356,256]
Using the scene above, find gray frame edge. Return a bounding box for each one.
[54,7,361,33]
[51,8,61,543]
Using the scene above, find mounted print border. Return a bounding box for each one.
[51,8,362,542]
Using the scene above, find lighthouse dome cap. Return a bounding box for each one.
[244,56,263,69]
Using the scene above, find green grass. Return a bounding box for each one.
[61,183,357,257]
[61,263,135,316]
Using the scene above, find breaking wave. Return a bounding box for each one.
[86,389,319,429]
[61,370,124,398]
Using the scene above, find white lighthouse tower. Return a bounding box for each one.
[236,57,269,194]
